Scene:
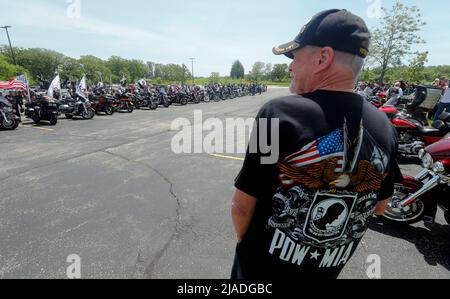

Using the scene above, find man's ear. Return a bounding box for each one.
[316,47,335,72]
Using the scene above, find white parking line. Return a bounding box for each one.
[21,125,55,132]
[209,154,244,161]
[95,117,119,120]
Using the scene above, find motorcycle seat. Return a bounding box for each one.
[438,112,450,122]
[418,121,447,136]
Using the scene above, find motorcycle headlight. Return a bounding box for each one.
[422,153,433,169]
[433,162,445,174]
[418,149,426,159]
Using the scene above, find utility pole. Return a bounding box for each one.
[189,58,195,84]
[1,25,17,65]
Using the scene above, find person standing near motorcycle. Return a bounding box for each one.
[384,81,403,107]
[231,9,402,279]
[433,78,450,121]
[13,91,24,122]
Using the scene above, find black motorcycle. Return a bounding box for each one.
[58,93,95,120]
[134,91,158,110]
[0,96,20,130]
[24,97,59,126]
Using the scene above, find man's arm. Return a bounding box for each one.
[231,189,257,243]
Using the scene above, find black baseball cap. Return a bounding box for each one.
[273,9,370,59]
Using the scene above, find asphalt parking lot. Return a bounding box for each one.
[1,87,449,279]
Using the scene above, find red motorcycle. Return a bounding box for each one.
[113,88,134,113]
[90,90,116,115]
[392,112,450,156]
[382,134,450,225]
[379,85,448,156]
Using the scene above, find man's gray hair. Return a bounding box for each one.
[334,50,365,80]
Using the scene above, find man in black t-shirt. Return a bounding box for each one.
[231,9,402,279]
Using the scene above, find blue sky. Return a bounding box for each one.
[0,0,448,77]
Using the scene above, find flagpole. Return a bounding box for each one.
[24,73,31,103]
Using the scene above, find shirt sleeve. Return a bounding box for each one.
[234,104,278,199]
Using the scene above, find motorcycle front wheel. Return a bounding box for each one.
[32,114,41,124]
[49,115,58,126]
[382,186,426,225]
[2,117,18,130]
[82,109,95,119]
[104,105,113,115]
[149,101,158,110]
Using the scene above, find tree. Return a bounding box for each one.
[248,62,265,82]
[406,51,428,83]
[107,56,131,83]
[0,47,65,81]
[209,72,220,83]
[263,63,273,80]
[230,60,245,79]
[154,63,163,79]
[127,59,149,81]
[368,1,426,82]
[80,55,111,83]
[360,68,377,82]
[0,54,29,81]
[270,64,289,82]
[60,57,84,82]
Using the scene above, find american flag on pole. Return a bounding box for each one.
[279,129,346,186]
[0,76,28,92]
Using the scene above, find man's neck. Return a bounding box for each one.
[311,70,357,93]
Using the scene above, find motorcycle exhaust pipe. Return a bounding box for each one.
[415,169,430,181]
[399,175,440,207]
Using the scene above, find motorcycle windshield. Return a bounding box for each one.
[0,97,12,107]
[76,93,89,102]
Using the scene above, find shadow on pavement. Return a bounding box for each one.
[369,217,450,272]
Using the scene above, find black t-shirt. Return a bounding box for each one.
[233,90,402,279]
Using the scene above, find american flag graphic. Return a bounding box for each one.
[279,129,346,186]
[0,76,28,92]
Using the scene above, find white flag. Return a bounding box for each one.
[76,75,87,96]
[47,75,61,98]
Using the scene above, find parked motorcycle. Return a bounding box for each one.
[380,85,448,156]
[0,96,20,130]
[383,134,450,225]
[114,89,134,113]
[58,93,95,120]
[392,111,450,156]
[90,90,116,115]
[24,97,59,125]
